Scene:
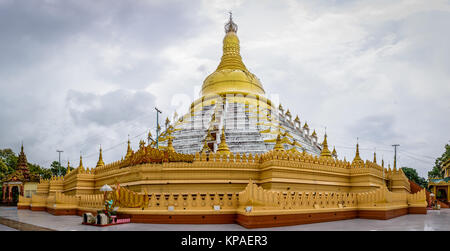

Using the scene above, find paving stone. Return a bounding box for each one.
[1,207,448,231]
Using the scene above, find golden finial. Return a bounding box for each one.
[320,133,332,158]
[216,127,230,155]
[311,129,317,137]
[224,11,238,33]
[67,160,71,174]
[294,115,300,123]
[303,122,309,130]
[96,146,104,168]
[278,104,284,112]
[273,133,286,152]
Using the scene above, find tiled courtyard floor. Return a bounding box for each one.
[0,207,449,231]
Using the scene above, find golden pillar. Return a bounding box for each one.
[448,185,450,201]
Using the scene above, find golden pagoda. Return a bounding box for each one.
[18,14,426,229]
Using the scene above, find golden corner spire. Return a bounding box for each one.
[352,138,363,165]
[319,133,332,158]
[78,154,84,170]
[67,160,71,174]
[96,146,105,168]
[373,150,377,164]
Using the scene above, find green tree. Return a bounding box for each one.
[428,144,450,179]
[401,167,428,188]
[39,168,53,180]
[49,161,74,177]
[0,148,18,171]
[50,161,65,176]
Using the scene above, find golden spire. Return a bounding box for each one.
[311,129,317,137]
[78,155,84,170]
[382,158,384,168]
[125,138,133,159]
[273,133,286,152]
[373,150,377,164]
[216,13,246,72]
[332,146,337,158]
[352,139,364,165]
[67,160,71,174]
[96,146,104,168]
[320,133,332,158]
[294,115,300,123]
[278,104,284,112]
[201,13,265,96]
[216,127,230,155]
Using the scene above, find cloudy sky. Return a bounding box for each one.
[0,0,449,177]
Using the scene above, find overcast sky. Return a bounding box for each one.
[0,0,449,177]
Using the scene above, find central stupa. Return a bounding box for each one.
[164,14,322,156]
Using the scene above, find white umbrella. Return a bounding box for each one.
[100,184,113,192]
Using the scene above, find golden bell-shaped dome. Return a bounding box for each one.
[201,14,265,97]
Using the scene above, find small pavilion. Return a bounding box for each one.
[1,145,39,204]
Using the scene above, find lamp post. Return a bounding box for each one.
[56,150,63,176]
